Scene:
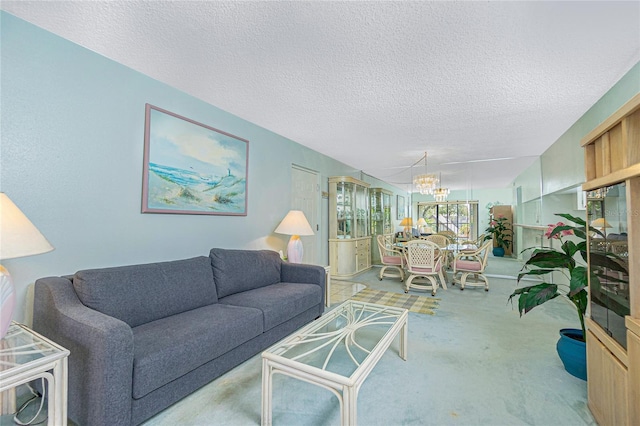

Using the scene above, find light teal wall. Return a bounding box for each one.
[541,61,640,195]
[0,13,404,323]
[510,60,639,258]
[513,158,542,204]
[512,61,640,219]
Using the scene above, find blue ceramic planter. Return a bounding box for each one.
[556,328,587,381]
[492,247,505,257]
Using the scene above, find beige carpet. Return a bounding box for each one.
[350,288,440,315]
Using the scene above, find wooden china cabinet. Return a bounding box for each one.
[581,93,640,425]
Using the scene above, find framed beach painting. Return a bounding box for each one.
[142,104,249,215]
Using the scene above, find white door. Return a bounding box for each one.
[291,165,319,264]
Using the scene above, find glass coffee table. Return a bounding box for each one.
[261,300,408,425]
[0,322,70,425]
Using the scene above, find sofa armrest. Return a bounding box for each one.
[33,277,134,426]
[280,263,326,307]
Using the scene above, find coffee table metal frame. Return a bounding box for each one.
[261,300,408,425]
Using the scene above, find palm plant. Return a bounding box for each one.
[508,213,627,339]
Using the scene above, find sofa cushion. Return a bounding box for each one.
[131,303,263,399]
[219,282,322,331]
[210,248,282,298]
[73,256,217,328]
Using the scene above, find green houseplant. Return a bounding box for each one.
[484,215,511,256]
[508,213,627,379]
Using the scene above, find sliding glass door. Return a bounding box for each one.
[417,201,479,241]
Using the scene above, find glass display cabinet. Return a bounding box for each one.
[586,183,630,348]
[370,188,392,264]
[329,176,371,278]
[581,93,639,426]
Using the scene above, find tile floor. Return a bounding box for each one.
[329,280,366,305]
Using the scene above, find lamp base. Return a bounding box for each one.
[0,265,15,339]
[287,235,304,263]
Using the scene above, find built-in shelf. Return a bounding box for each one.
[513,223,547,231]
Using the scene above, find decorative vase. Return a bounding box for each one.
[556,328,587,381]
[492,247,505,257]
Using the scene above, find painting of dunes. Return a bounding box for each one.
[142,104,249,215]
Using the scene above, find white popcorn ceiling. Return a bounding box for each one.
[3,1,639,191]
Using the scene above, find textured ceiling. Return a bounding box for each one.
[3,1,639,192]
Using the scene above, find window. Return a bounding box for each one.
[417,201,479,241]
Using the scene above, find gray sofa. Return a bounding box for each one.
[33,248,325,426]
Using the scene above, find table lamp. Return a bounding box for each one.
[0,193,54,339]
[274,210,314,263]
[399,217,413,238]
[417,218,427,234]
[590,217,612,233]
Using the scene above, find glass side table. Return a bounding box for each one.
[0,322,70,426]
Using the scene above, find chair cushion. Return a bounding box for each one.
[73,256,217,328]
[382,255,403,265]
[411,264,441,273]
[131,303,263,399]
[455,259,482,271]
[219,282,322,331]
[210,249,282,298]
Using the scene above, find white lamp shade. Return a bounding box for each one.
[275,210,314,264]
[274,210,314,236]
[0,193,54,338]
[0,193,54,260]
[417,218,428,227]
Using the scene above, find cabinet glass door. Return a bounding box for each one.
[370,190,392,236]
[587,182,630,348]
[337,181,353,239]
[355,185,369,238]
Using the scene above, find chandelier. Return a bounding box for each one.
[433,172,450,202]
[433,187,450,202]
[412,152,438,195]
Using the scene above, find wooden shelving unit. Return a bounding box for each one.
[581,93,640,426]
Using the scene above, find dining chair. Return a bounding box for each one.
[420,234,452,268]
[404,240,447,296]
[451,240,493,291]
[436,230,457,243]
[376,234,405,282]
[461,233,487,248]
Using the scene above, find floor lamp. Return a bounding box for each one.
[0,193,54,339]
[275,210,314,263]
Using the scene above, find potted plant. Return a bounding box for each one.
[484,215,511,256]
[508,213,627,380]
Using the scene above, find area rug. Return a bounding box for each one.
[350,288,440,315]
